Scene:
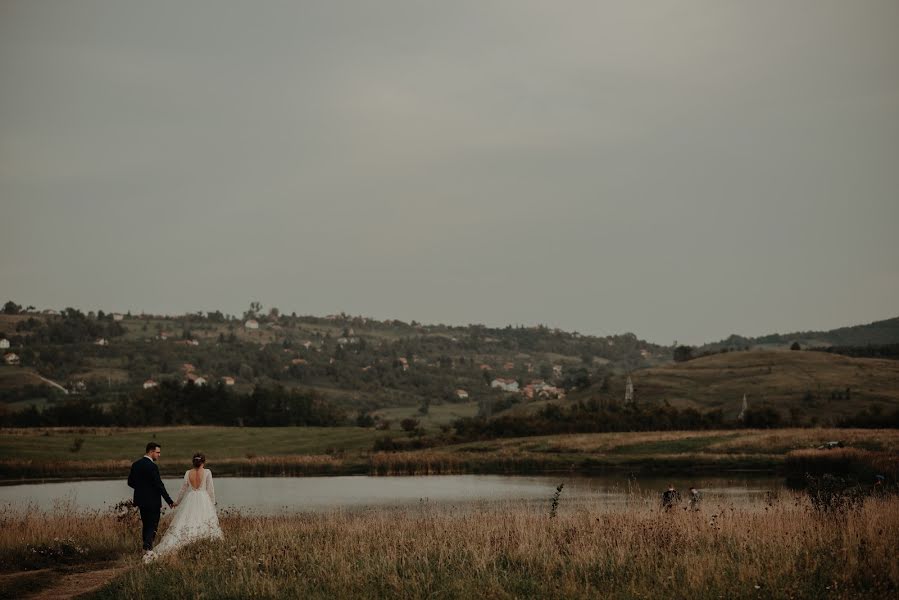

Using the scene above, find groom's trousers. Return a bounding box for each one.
[138,506,161,551]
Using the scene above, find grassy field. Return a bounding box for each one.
[2,492,896,599]
[373,400,479,431]
[0,426,382,479]
[0,426,382,462]
[2,427,897,481]
[563,349,899,420]
[0,367,48,391]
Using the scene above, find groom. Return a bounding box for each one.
[128,442,175,557]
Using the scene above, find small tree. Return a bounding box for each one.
[3,301,21,315]
[400,417,420,432]
[673,345,694,362]
[790,341,801,351]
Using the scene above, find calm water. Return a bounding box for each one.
[0,474,782,514]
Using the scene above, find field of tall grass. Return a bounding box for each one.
[2,490,897,599]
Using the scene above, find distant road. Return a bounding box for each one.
[36,375,68,395]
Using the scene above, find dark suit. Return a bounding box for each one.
[127,456,174,550]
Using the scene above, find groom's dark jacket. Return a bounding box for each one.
[127,456,174,509]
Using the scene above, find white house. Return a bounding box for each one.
[3,353,20,366]
[112,313,124,321]
[0,339,9,349]
[95,338,109,346]
[245,319,259,330]
[455,389,469,400]
[143,380,158,389]
[491,378,519,393]
[221,376,235,386]
[186,373,207,386]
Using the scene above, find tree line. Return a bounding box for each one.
[0,382,345,427]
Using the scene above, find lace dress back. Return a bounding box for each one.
[154,468,223,556]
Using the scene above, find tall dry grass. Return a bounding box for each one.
[0,500,133,571]
[56,492,898,599]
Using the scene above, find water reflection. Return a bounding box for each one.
[0,474,782,514]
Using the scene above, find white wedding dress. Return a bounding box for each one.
[154,468,223,556]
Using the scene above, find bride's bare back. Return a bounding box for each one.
[188,467,204,490]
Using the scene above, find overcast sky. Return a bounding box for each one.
[2,1,897,345]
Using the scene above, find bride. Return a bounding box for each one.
[150,452,223,560]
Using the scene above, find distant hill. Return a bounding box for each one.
[4,303,899,428]
[563,350,899,424]
[0,306,667,417]
[705,316,899,351]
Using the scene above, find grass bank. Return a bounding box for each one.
[2,428,897,481]
[4,494,895,599]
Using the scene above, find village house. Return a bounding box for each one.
[112,313,124,321]
[0,339,10,349]
[42,309,59,316]
[95,338,109,346]
[552,365,563,377]
[221,376,235,386]
[244,319,259,330]
[182,363,196,373]
[3,353,20,366]
[522,380,565,400]
[337,337,349,345]
[455,389,469,400]
[397,357,409,371]
[291,358,308,365]
[301,341,313,349]
[503,362,515,371]
[490,378,519,393]
[479,364,492,371]
[71,380,87,394]
[185,373,206,386]
[143,379,158,389]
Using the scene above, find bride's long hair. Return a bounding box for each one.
[192,452,206,468]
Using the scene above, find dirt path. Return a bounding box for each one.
[23,564,129,600]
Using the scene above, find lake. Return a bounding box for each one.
[0,473,782,514]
